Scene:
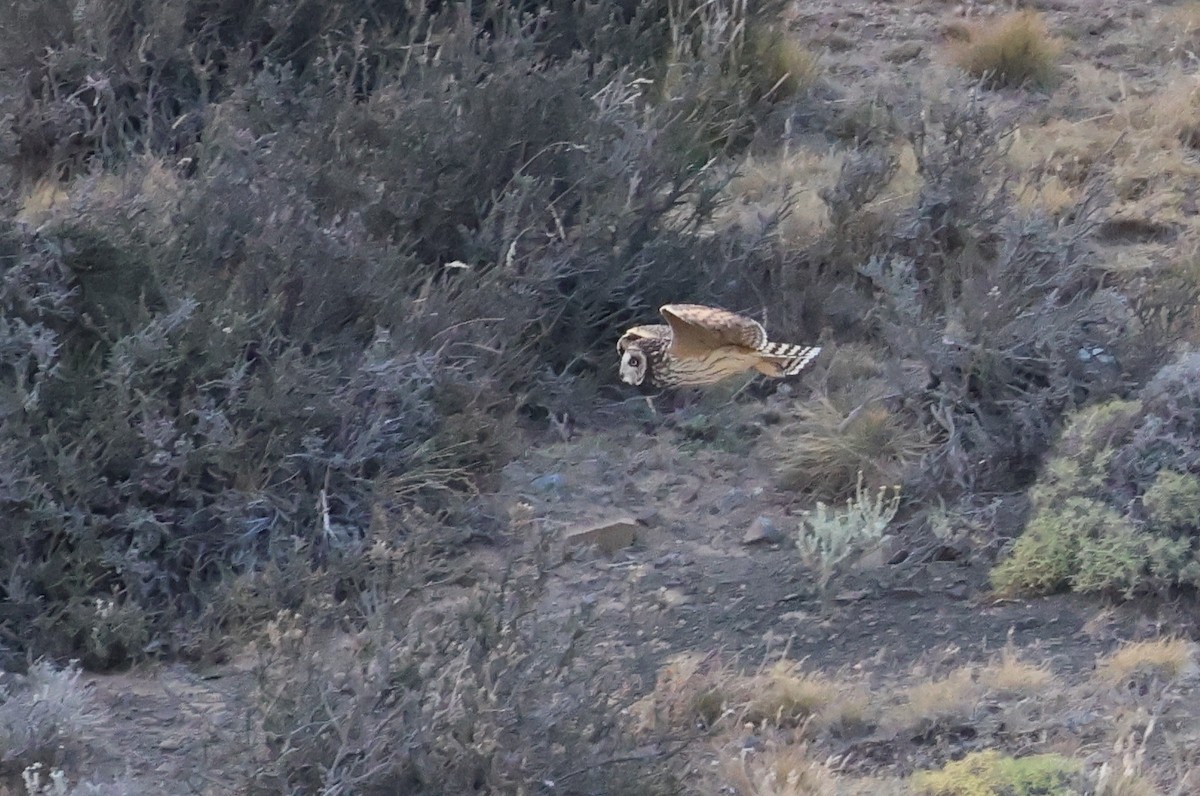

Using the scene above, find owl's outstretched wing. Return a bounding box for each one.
[659,304,767,358]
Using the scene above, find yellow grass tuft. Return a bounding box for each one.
[745,24,821,102]
[714,148,845,245]
[882,666,981,735]
[720,744,837,796]
[1094,638,1199,687]
[745,661,837,727]
[772,395,927,502]
[631,652,741,733]
[978,648,1056,695]
[17,179,71,226]
[951,11,1062,89]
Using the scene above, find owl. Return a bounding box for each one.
[617,304,821,389]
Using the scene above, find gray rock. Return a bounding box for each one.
[531,473,565,492]
[743,515,786,545]
[564,516,640,553]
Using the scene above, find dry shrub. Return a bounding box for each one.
[0,662,96,781]
[247,541,675,795]
[950,11,1062,89]
[0,0,820,665]
[809,81,1136,516]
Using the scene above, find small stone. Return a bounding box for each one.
[885,42,923,63]
[743,515,785,545]
[531,473,565,492]
[563,516,640,553]
[946,582,971,601]
[720,488,751,513]
[654,553,682,569]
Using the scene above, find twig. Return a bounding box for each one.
[553,737,698,784]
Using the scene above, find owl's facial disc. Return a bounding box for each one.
[619,348,647,385]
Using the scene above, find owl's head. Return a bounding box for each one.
[619,343,649,385]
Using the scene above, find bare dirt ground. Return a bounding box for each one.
[56,0,1200,792]
[69,400,1200,792]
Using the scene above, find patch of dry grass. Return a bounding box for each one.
[1094,638,1199,688]
[714,149,845,245]
[978,647,1057,696]
[635,655,873,739]
[746,24,822,102]
[1151,2,1200,64]
[882,667,981,736]
[950,11,1062,89]
[719,744,838,796]
[632,652,738,733]
[772,395,927,502]
[744,661,873,734]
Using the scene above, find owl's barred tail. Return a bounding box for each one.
[759,341,822,377]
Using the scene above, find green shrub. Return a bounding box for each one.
[1144,470,1200,532]
[911,750,1081,796]
[1072,523,1153,598]
[994,350,1200,598]
[991,498,1126,596]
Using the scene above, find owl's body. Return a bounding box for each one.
[617,304,821,389]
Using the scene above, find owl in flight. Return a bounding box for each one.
[617,304,821,389]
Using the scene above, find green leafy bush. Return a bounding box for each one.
[911,750,1081,796]
[1144,470,1200,531]
[994,352,1200,598]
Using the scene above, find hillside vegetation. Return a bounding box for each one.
[3,0,1200,793]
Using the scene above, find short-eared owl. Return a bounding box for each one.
[617,304,821,389]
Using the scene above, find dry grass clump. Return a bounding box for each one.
[635,655,872,740]
[977,648,1057,696]
[712,148,845,245]
[745,24,822,103]
[882,666,981,737]
[632,652,740,732]
[744,661,873,734]
[950,11,1062,89]
[1094,638,1199,689]
[718,744,840,796]
[771,394,927,502]
[1152,2,1200,64]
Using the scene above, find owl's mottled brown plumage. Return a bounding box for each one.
[617,304,821,389]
